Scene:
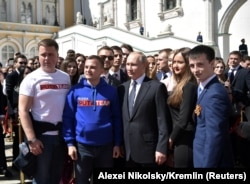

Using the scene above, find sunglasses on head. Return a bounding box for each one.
[99,55,114,61]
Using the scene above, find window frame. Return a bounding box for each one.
[158,0,183,21]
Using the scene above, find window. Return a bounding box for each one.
[1,45,15,65]
[0,0,7,21]
[130,0,137,21]
[124,0,141,30]
[164,0,176,11]
[158,0,183,20]
[20,1,33,24]
[29,46,37,58]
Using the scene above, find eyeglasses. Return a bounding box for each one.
[19,62,27,65]
[114,54,122,58]
[99,55,114,61]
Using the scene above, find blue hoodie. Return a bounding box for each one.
[63,77,122,147]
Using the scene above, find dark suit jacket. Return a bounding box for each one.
[0,83,7,116]
[118,76,171,164]
[119,69,129,83]
[5,69,22,112]
[108,74,121,87]
[169,82,197,143]
[193,76,233,168]
[225,66,250,106]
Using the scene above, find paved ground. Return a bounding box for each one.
[0,138,32,184]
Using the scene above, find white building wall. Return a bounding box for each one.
[57,0,250,60]
[229,1,250,54]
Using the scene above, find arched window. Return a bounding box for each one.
[0,0,7,21]
[29,46,37,58]
[1,45,15,65]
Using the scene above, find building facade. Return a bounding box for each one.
[0,0,249,66]
[57,0,250,61]
[0,0,75,66]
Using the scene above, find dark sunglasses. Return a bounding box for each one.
[19,62,27,65]
[99,55,114,61]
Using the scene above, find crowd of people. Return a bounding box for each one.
[0,38,250,183]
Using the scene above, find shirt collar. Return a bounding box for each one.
[131,73,145,86]
[199,74,216,90]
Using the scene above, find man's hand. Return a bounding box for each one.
[155,151,167,165]
[68,146,78,160]
[113,146,121,158]
[29,139,44,156]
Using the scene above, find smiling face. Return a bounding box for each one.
[98,49,114,70]
[84,57,104,85]
[189,53,214,83]
[214,62,225,75]
[228,53,241,68]
[66,61,78,77]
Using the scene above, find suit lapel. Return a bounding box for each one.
[231,66,243,85]
[197,76,218,104]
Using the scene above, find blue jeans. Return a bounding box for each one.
[76,143,113,184]
[33,135,66,184]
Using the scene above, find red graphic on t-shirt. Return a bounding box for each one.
[40,84,70,90]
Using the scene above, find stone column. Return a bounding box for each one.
[218,33,231,61]
[98,3,104,28]
[204,0,216,45]
[176,0,181,7]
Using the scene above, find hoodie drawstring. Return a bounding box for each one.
[92,87,97,111]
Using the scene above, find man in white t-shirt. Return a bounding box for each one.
[18,39,71,183]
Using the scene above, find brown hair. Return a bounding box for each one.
[168,47,197,107]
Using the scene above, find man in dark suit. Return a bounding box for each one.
[225,50,250,167]
[239,38,248,57]
[5,54,27,165]
[118,51,171,167]
[98,46,121,87]
[0,70,12,177]
[225,51,250,120]
[189,45,233,168]
[156,48,172,81]
[109,46,128,83]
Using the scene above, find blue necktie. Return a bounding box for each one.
[197,86,202,98]
[128,80,137,117]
